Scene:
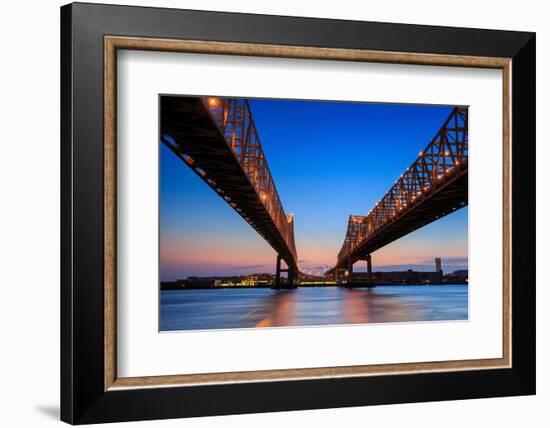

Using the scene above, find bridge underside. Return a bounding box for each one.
[160,96,297,275]
[331,169,467,271]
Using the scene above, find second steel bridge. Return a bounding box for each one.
[326,107,468,280]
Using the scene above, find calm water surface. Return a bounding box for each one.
[160,285,467,331]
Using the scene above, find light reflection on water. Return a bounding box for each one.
[160,285,468,332]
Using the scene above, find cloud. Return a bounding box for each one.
[231,264,268,270]
[299,264,333,275]
[354,262,467,274]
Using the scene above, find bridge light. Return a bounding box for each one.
[182,154,195,165]
[455,161,459,165]
[419,151,423,156]
[445,151,449,156]
[207,97,220,107]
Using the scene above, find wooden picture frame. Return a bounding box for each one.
[61,2,535,424]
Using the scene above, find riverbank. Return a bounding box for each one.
[160,282,466,290]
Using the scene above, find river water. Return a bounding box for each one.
[160,285,467,331]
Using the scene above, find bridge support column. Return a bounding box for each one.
[366,254,372,274]
[347,257,354,283]
[274,255,297,289]
[288,265,297,287]
[275,254,282,287]
[334,268,346,283]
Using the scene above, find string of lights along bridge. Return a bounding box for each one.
[161,96,468,288]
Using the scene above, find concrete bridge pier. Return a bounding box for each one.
[333,267,348,284]
[348,256,354,278]
[364,254,373,283]
[274,254,298,289]
[366,254,372,277]
[345,254,373,285]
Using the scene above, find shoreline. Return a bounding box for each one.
[160,282,467,291]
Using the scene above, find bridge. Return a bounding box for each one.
[161,96,298,287]
[327,106,468,281]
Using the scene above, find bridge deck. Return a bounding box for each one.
[341,169,466,267]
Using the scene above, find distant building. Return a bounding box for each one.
[242,273,275,286]
[161,276,239,289]
[435,257,442,273]
[443,269,468,284]
[160,280,186,290]
[351,269,442,285]
[350,257,445,285]
[160,274,277,289]
[183,278,221,288]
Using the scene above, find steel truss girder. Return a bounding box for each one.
[161,96,298,269]
[333,107,468,270]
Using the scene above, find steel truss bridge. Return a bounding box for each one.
[327,107,468,280]
[161,96,298,287]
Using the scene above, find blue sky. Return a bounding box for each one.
[160,98,468,280]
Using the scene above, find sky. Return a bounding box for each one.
[160,98,468,280]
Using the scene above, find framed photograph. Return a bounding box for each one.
[61,2,535,424]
